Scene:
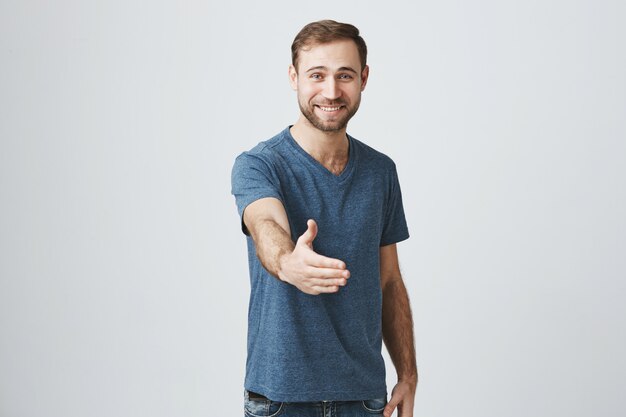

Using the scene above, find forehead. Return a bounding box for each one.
[297,39,360,72]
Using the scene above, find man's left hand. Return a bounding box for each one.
[383,380,416,417]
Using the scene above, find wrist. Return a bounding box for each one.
[398,373,418,385]
[276,250,291,283]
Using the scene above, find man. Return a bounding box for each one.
[231,20,417,417]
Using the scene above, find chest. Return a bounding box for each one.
[275,164,390,248]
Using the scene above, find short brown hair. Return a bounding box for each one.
[291,20,368,72]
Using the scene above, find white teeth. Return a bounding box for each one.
[319,106,341,112]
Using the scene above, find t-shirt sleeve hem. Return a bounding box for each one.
[379,231,410,247]
[238,193,284,236]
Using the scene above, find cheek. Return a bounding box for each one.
[297,83,319,100]
[347,86,363,100]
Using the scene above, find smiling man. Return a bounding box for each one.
[231,20,417,417]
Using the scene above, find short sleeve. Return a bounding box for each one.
[231,152,283,236]
[380,163,410,246]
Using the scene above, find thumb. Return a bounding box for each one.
[383,392,401,417]
[297,219,318,248]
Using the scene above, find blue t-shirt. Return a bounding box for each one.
[231,126,410,402]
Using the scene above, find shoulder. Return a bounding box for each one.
[349,134,398,172]
[232,129,289,172]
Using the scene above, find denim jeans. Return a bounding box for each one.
[243,389,388,417]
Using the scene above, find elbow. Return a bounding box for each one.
[381,275,403,293]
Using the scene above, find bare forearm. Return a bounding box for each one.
[382,279,418,383]
[250,219,294,280]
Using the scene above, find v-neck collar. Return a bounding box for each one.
[283,126,357,184]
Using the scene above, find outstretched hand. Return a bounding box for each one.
[278,219,350,295]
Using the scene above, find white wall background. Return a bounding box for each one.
[1,1,625,416]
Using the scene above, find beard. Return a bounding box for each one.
[298,95,361,132]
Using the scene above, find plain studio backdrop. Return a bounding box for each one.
[1,1,624,416]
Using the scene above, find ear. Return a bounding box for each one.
[288,64,298,91]
[360,64,370,92]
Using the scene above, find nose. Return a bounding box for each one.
[322,78,340,101]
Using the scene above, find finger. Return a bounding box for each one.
[306,252,347,270]
[306,266,350,280]
[311,285,340,294]
[309,277,348,287]
[297,219,318,247]
[383,396,400,417]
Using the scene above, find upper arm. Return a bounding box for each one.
[243,197,291,239]
[380,243,403,290]
[231,152,285,236]
[379,162,410,246]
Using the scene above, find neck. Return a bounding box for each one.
[289,116,349,160]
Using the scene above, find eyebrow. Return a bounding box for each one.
[305,65,358,74]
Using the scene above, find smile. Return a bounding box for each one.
[317,105,343,112]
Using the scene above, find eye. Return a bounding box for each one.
[310,73,323,80]
[338,73,353,80]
